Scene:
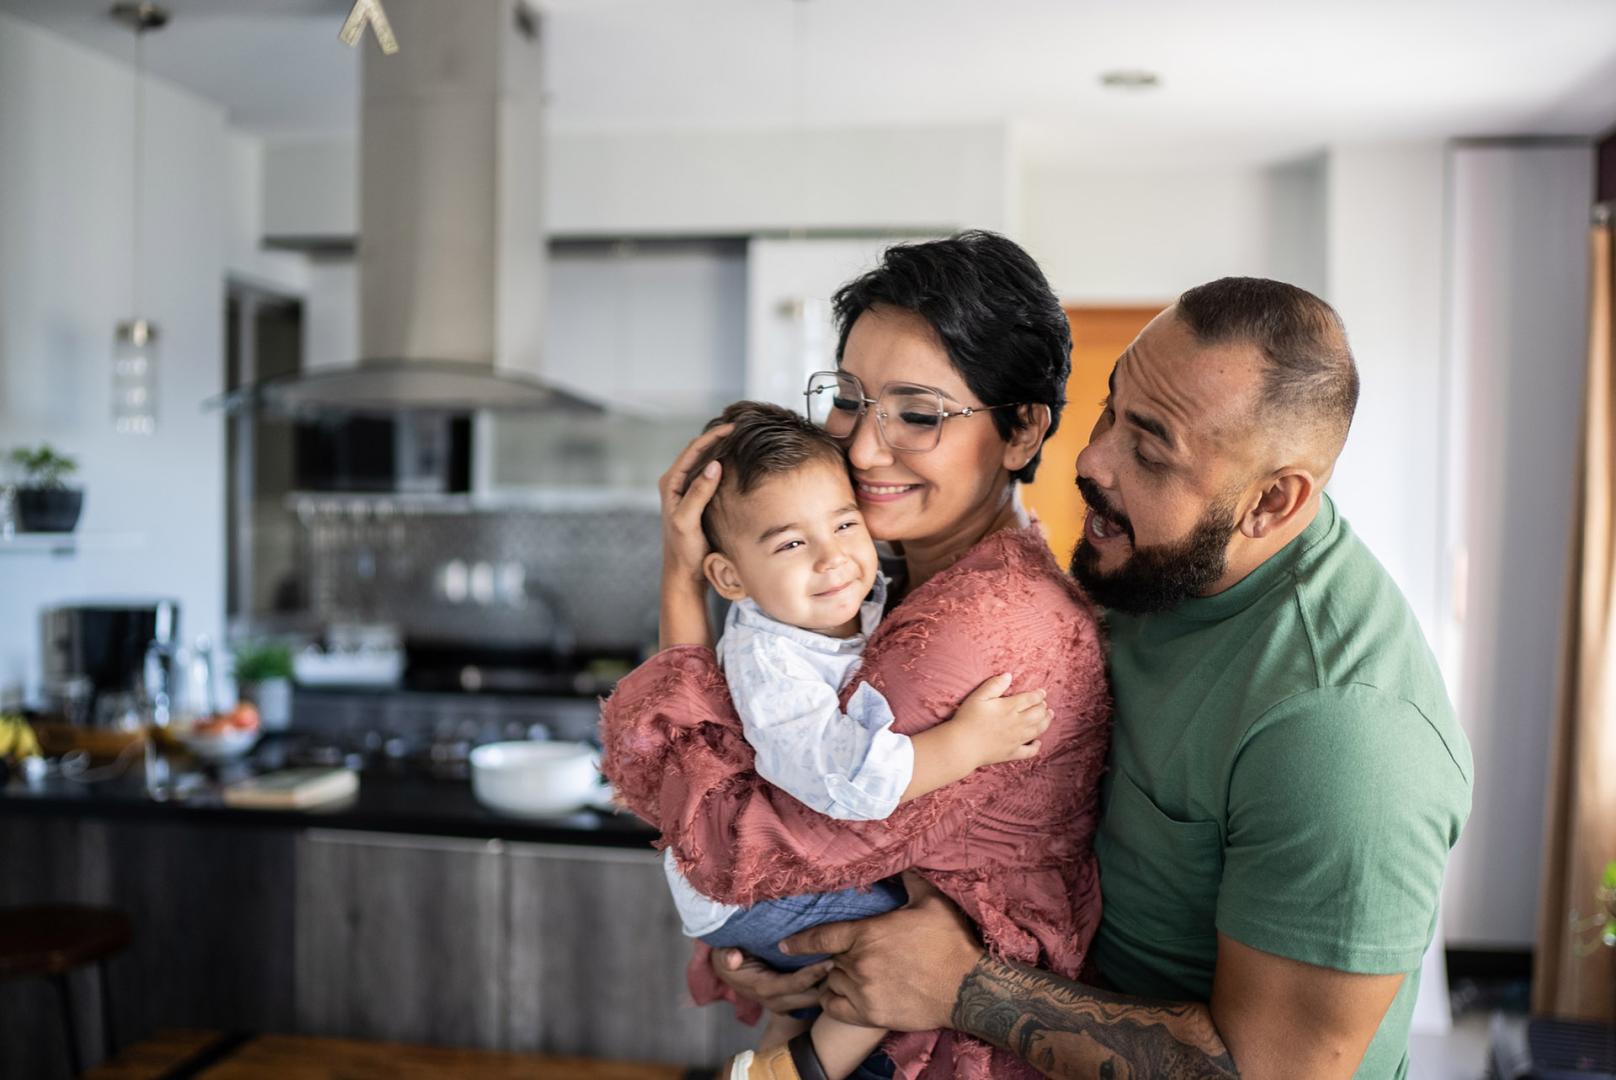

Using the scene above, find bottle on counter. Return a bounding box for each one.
[169,637,218,728]
[142,639,173,729]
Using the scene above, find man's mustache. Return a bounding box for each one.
[1075,475,1134,541]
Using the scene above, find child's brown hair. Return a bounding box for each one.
[685,401,849,552]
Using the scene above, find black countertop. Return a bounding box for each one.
[0,735,660,850]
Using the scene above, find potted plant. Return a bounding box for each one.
[232,640,295,733]
[8,444,83,533]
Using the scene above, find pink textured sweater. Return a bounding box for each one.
[600,524,1111,1080]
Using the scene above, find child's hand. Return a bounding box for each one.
[950,672,1053,767]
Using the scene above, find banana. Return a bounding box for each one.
[0,714,41,761]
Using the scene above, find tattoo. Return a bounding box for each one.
[952,957,1240,1079]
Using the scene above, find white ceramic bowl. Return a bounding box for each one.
[179,726,260,763]
[469,740,601,818]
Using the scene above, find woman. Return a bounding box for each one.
[600,231,1110,1080]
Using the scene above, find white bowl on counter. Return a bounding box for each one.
[178,726,260,763]
[469,740,602,818]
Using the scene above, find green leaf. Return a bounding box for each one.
[8,443,77,488]
[1603,860,1616,890]
[232,640,295,682]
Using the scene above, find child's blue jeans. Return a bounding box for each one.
[700,877,907,971]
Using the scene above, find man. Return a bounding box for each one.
[724,277,1473,1078]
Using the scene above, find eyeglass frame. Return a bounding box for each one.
[803,369,1027,454]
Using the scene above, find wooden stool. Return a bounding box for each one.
[0,904,132,1076]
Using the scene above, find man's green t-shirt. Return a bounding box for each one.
[1091,496,1473,1079]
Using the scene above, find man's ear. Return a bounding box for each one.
[1003,403,1053,474]
[703,550,748,602]
[1240,469,1317,539]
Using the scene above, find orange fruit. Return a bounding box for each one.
[230,703,260,731]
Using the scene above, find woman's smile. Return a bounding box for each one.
[854,478,923,503]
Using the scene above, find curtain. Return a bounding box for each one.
[1534,210,1616,1020]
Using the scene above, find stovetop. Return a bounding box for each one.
[275,682,606,781]
[399,643,638,698]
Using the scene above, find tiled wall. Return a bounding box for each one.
[293,500,663,652]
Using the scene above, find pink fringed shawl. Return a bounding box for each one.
[600,524,1111,1080]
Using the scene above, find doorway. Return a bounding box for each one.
[224,281,304,626]
[1021,305,1163,566]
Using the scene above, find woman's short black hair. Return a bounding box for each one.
[831,230,1071,484]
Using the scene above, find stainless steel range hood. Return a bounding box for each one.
[222,0,597,416]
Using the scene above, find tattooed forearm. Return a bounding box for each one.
[952,957,1239,1079]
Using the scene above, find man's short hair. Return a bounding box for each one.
[1175,277,1359,458]
[685,401,849,552]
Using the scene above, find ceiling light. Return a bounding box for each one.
[108,2,168,436]
[1099,69,1161,91]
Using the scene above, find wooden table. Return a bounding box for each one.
[85,1030,706,1079]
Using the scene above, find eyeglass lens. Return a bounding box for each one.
[805,372,946,452]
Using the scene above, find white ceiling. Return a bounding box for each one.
[4,0,1615,167]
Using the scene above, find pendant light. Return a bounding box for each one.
[109,2,168,436]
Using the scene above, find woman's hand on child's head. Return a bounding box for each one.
[952,673,1053,767]
[660,423,734,583]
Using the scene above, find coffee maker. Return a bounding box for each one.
[40,601,180,725]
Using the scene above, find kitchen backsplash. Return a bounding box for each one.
[290,499,663,652]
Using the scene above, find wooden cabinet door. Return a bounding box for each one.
[294,829,508,1048]
[504,842,756,1065]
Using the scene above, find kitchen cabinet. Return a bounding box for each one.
[0,816,755,1078]
[539,240,748,416]
[505,842,755,1062]
[294,830,508,1048]
[743,236,940,409]
[293,829,755,1065]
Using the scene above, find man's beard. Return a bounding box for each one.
[1069,475,1240,615]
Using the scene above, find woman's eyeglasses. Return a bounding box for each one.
[803,370,1022,454]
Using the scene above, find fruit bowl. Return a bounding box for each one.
[178,726,259,763]
[176,704,261,763]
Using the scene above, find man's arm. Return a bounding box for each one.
[953,957,1237,1079]
[788,873,1402,1080]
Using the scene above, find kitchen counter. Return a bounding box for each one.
[85,1029,703,1080]
[0,735,751,1076]
[0,734,660,850]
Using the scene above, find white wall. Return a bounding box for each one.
[1440,142,1594,948]
[261,125,1014,241]
[550,126,1012,236]
[262,137,357,241]
[1323,144,1449,646]
[1262,154,1329,298]
[224,132,310,296]
[1017,164,1277,305]
[0,11,230,702]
